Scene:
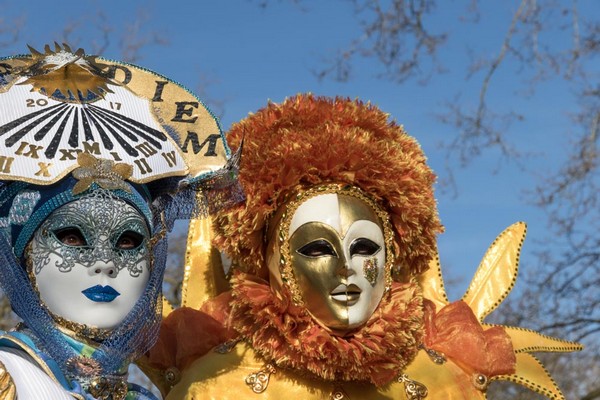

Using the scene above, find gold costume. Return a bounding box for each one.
[145,95,581,400]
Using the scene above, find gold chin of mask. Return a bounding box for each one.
[266,184,395,334]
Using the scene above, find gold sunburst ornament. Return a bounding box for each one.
[17,42,114,103]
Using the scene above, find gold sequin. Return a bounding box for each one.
[363,258,378,286]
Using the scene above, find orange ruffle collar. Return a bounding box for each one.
[229,272,424,387]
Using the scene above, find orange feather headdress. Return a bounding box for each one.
[214,94,443,276]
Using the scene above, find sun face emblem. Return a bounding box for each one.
[17,43,115,103]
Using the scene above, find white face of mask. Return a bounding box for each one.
[288,193,386,332]
[28,193,151,330]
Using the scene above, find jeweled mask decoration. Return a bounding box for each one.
[28,190,151,330]
[270,184,395,334]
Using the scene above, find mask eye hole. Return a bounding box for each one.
[54,227,88,247]
[115,231,144,250]
[297,239,338,258]
[350,238,380,257]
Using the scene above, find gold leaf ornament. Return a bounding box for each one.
[462,222,526,321]
[72,152,134,195]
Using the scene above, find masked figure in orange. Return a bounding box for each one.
[148,94,581,400]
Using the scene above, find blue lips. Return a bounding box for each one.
[81,285,120,303]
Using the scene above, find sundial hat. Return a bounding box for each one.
[0,42,243,258]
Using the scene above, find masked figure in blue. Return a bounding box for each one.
[0,43,241,399]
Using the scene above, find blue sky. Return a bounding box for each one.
[2,0,593,300]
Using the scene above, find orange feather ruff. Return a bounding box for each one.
[229,272,425,387]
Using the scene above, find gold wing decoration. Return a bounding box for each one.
[418,222,583,399]
[0,360,16,400]
[179,211,230,310]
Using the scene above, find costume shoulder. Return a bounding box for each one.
[0,348,73,400]
[416,222,582,399]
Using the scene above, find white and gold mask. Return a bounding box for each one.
[270,185,394,334]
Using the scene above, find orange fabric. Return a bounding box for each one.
[229,272,424,387]
[147,292,236,371]
[423,300,516,377]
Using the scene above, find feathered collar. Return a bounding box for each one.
[229,272,424,387]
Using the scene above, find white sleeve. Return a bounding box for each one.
[0,348,74,400]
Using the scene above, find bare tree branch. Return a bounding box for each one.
[314,0,446,84]
[0,12,23,49]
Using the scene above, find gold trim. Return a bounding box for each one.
[0,359,16,400]
[484,324,584,353]
[0,156,189,187]
[418,253,449,310]
[491,353,565,400]
[277,184,395,306]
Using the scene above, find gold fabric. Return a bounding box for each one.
[406,351,484,399]
[461,222,525,321]
[166,342,411,400]
[180,214,229,310]
[153,221,582,400]
[493,353,565,399]
[0,360,16,400]
[165,342,503,400]
[419,222,582,399]
[418,254,449,310]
